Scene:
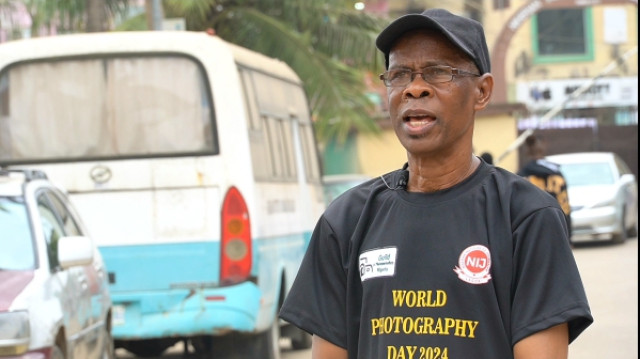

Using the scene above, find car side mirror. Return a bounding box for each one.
[620,174,636,185]
[58,236,94,268]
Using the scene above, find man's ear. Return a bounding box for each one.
[474,74,494,111]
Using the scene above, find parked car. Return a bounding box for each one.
[0,169,113,359]
[545,152,638,244]
[322,174,372,206]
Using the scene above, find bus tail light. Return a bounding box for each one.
[220,186,252,285]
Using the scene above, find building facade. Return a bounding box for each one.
[340,0,637,177]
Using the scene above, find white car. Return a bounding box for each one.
[545,152,638,244]
[0,169,113,359]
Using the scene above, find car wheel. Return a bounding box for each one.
[101,325,115,359]
[626,216,638,238]
[612,210,628,244]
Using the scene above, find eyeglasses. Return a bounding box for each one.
[379,65,480,87]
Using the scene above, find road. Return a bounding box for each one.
[115,338,310,359]
[569,238,638,358]
[116,238,638,359]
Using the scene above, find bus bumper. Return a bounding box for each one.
[111,281,261,339]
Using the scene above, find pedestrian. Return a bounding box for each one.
[517,134,572,240]
[279,8,592,359]
[480,151,494,164]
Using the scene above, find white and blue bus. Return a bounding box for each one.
[0,31,325,358]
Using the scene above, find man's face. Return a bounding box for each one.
[386,29,482,159]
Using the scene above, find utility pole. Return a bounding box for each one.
[145,0,164,30]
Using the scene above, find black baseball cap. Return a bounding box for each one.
[376,8,491,74]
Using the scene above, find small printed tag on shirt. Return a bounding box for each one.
[359,247,397,281]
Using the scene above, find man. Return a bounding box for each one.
[518,134,572,240]
[279,9,592,359]
[480,151,494,165]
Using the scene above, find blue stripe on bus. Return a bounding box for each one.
[100,241,221,293]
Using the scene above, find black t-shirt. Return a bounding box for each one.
[518,159,572,236]
[280,161,593,359]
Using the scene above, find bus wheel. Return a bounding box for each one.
[120,339,173,358]
[290,328,312,350]
[241,319,281,359]
[212,322,280,359]
[191,335,213,354]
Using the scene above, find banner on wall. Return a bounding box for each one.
[516,77,638,111]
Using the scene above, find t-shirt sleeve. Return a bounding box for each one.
[511,206,593,345]
[279,215,349,348]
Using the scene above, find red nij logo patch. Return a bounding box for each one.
[453,245,492,284]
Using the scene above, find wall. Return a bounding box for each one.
[355,110,521,178]
[356,126,406,177]
[473,113,519,173]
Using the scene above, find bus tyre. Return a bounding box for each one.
[247,319,281,359]
[291,329,312,350]
[191,335,213,354]
[121,339,173,358]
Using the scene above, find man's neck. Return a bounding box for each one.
[406,155,480,193]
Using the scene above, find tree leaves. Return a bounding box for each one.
[164,0,387,144]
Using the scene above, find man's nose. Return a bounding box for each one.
[404,74,433,97]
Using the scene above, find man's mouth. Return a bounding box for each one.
[405,116,433,127]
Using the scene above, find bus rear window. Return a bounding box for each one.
[0,55,217,163]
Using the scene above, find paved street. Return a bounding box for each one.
[117,238,638,359]
[115,338,310,359]
[569,238,638,358]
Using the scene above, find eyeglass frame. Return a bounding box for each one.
[379,65,481,87]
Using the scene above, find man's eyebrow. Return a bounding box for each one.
[387,65,412,71]
[388,62,447,71]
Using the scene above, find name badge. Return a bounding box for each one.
[359,247,397,281]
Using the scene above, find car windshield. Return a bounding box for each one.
[558,162,615,187]
[0,196,36,270]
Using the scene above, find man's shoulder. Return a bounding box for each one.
[491,165,534,186]
[323,170,399,222]
[489,165,562,208]
[517,159,563,177]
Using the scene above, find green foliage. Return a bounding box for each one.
[162,0,388,144]
[19,0,130,34]
[114,12,146,31]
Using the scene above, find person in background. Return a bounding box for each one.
[480,151,494,164]
[518,134,572,241]
[280,8,592,359]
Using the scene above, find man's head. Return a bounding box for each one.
[525,134,547,159]
[375,9,494,164]
[376,9,490,75]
